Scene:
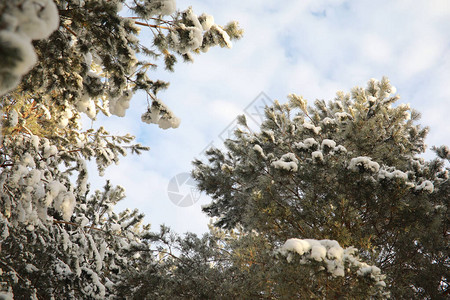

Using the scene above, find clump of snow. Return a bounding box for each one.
[348,156,380,173]
[321,139,336,149]
[253,144,266,159]
[198,13,214,31]
[278,238,387,287]
[0,291,14,300]
[43,142,58,158]
[367,96,377,105]
[334,145,347,153]
[58,192,76,221]
[109,90,132,117]
[310,244,327,261]
[76,216,89,227]
[378,168,408,181]
[84,52,93,66]
[47,181,65,204]
[10,165,28,185]
[302,121,321,134]
[47,181,76,221]
[168,19,204,54]
[158,0,176,15]
[54,259,73,280]
[30,134,40,150]
[322,117,336,126]
[211,25,232,48]
[0,29,37,75]
[312,150,324,162]
[75,94,97,119]
[8,109,19,127]
[144,0,176,16]
[394,170,408,180]
[56,105,74,128]
[272,153,299,172]
[183,7,202,29]
[14,0,60,40]
[369,78,380,87]
[294,138,318,150]
[24,169,41,185]
[387,85,397,95]
[188,26,203,50]
[141,103,180,129]
[0,0,60,95]
[25,264,38,273]
[279,239,347,276]
[111,223,122,233]
[279,238,311,257]
[415,180,434,193]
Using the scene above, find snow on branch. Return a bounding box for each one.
[271,153,299,172]
[348,156,380,173]
[0,0,59,95]
[278,238,387,288]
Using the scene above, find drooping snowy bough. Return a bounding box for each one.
[278,238,388,297]
[0,0,59,95]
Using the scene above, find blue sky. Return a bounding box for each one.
[89,0,450,235]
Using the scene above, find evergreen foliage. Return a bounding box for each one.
[122,226,390,299]
[193,78,449,298]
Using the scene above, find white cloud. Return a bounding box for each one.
[208,99,242,123]
[398,32,443,79]
[361,34,392,64]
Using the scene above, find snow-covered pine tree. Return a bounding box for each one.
[0,0,242,298]
[193,77,449,298]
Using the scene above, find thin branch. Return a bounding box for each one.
[133,21,171,30]
[128,16,174,25]
[62,24,77,37]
